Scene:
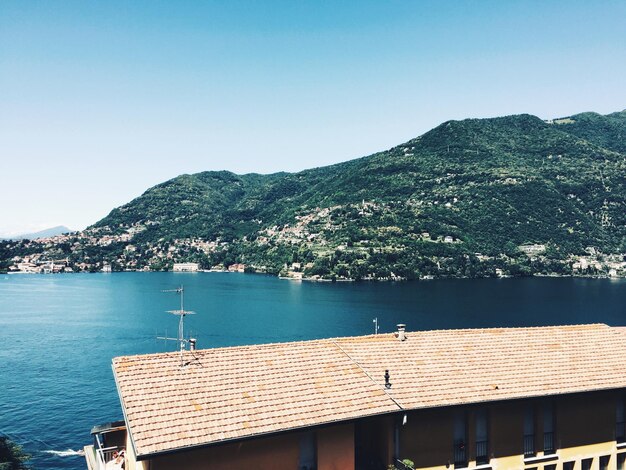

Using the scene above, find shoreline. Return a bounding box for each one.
[5,269,625,282]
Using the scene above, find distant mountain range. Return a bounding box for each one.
[1,226,72,241]
[3,109,626,279]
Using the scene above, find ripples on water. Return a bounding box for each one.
[1,273,626,469]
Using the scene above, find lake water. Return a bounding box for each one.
[1,273,626,469]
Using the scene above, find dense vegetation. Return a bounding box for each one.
[0,436,30,470]
[3,109,626,280]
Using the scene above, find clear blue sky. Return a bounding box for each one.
[1,1,625,235]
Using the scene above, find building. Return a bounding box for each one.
[172,262,200,272]
[86,324,626,470]
[519,244,547,256]
[227,263,246,273]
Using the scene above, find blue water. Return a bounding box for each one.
[1,273,626,469]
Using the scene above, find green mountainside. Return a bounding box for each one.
[551,110,626,154]
[4,109,626,279]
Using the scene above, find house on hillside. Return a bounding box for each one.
[227,263,246,273]
[85,324,626,470]
[172,262,200,272]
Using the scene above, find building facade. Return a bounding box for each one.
[172,262,200,272]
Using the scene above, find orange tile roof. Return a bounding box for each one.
[113,323,626,458]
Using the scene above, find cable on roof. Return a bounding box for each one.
[331,340,404,410]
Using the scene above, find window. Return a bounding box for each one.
[545,465,556,470]
[581,458,593,470]
[298,432,316,470]
[524,405,535,457]
[600,455,610,470]
[618,453,626,470]
[563,462,575,470]
[475,409,489,465]
[543,402,555,454]
[617,399,626,443]
[453,411,467,468]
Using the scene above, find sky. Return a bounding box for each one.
[1,1,625,235]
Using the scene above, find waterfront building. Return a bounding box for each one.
[172,263,200,272]
[227,263,246,272]
[85,324,626,470]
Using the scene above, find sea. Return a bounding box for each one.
[1,272,626,469]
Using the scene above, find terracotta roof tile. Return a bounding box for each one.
[113,323,626,457]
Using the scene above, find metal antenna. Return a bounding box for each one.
[373,317,379,335]
[158,285,196,367]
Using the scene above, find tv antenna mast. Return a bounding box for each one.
[157,285,197,367]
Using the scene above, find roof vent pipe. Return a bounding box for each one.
[189,338,197,351]
[397,324,406,341]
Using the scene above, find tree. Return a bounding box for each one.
[0,436,30,470]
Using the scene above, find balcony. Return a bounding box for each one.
[453,439,467,468]
[476,440,489,465]
[84,421,127,470]
[523,434,535,457]
[543,431,555,454]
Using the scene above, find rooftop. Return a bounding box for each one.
[113,323,626,458]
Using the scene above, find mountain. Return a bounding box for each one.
[3,109,626,279]
[2,225,72,240]
[550,110,626,154]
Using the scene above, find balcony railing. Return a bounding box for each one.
[523,434,535,457]
[87,421,127,470]
[95,446,125,470]
[543,431,555,454]
[475,440,489,465]
[453,439,467,468]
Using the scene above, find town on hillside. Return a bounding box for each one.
[3,208,626,281]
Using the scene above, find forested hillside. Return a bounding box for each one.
[4,109,626,280]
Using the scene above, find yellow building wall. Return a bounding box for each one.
[317,423,355,470]
[488,400,526,469]
[552,391,620,470]
[355,413,396,467]
[558,392,614,448]
[147,432,301,470]
[400,408,455,469]
[138,422,356,470]
[399,390,625,470]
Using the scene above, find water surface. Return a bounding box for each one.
[1,273,625,469]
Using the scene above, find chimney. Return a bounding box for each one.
[189,338,197,351]
[397,324,406,341]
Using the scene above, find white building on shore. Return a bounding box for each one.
[172,262,200,272]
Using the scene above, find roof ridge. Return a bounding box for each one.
[330,339,404,411]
